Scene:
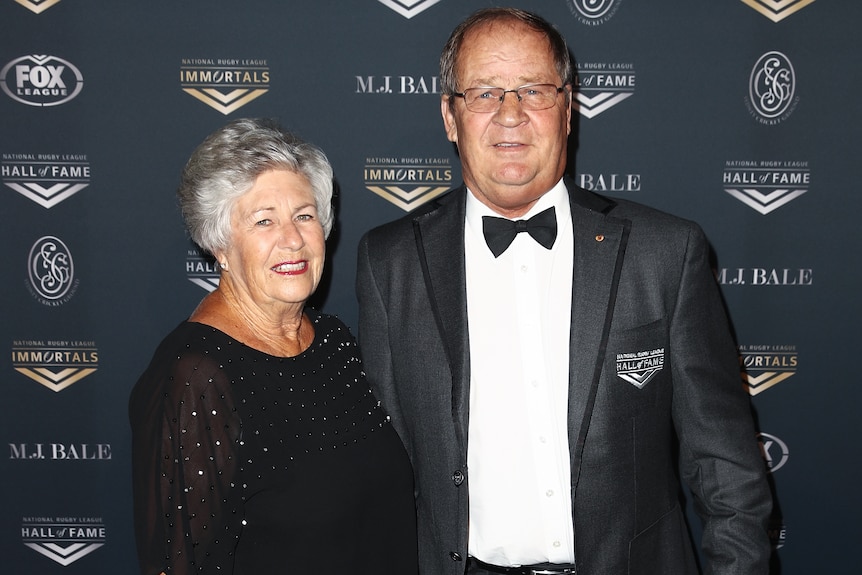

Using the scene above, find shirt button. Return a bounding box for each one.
[553,540,561,548]
[450,551,462,561]
[452,470,465,486]
[546,489,554,497]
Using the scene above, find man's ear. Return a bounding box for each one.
[441,95,458,144]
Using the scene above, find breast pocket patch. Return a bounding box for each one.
[616,347,664,389]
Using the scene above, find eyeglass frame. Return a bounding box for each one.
[450,83,567,113]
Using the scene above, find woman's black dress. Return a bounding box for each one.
[129,311,418,575]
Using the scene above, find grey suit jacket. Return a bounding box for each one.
[356,180,772,575]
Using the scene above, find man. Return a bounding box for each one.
[356,8,771,575]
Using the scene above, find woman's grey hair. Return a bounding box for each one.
[439,7,573,97]
[178,118,335,256]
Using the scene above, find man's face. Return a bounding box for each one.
[441,21,571,218]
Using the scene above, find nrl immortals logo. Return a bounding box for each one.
[616,348,664,389]
[21,517,106,566]
[739,344,797,395]
[180,58,269,114]
[13,0,62,14]
[27,235,79,305]
[0,54,83,106]
[186,247,220,292]
[11,339,98,392]
[574,62,636,118]
[364,155,453,211]
[740,0,816,22]
[757,432,790,472]
[723,160,809,214]
[745,51,798,125]
[2,153,90,208]
[568,0,622,25]
[377,0,442,19]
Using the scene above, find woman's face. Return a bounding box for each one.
[217,169,325,315]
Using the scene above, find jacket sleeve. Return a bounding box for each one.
[669,223,773,574]
[355,233,411,451]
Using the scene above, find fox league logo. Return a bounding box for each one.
[1,55,83,106]
[757,432,789,473]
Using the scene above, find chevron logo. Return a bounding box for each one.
[739,0,816,22]
[725,187,807,214]
[377,0,442,19]
[14,0,62,14]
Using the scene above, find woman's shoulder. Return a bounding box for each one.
[130,322,236,409]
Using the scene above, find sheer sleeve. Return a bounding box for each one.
[131,328,243,575]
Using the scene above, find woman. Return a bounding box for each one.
[129,118,417,575]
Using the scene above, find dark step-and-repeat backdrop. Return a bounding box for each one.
[1,1,859,573]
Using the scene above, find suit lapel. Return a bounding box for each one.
[566,185,631,490]
[413,189,471,454]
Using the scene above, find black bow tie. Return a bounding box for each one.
[482,207,557,258]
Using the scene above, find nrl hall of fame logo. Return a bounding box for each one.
[21,516,106,566]
[745,51,799,125]
[740,0,816,23]
[180,58,270,114]
[2,152,90,208]
[568,0,622,26]
[739,344,797,395]
[616,347,664,389]
[13,0,63,13]
[26,235,79,306]
[364,155,453,211]
[377,0,442,19]
[757,431,790,473]
[574,62,636,119]
[723,160,810,215]
[187,247,220,292]
[11,338,98,392]
[0,54,83,107]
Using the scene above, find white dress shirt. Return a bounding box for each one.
[464,180,576,565]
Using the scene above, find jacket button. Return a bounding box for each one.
[450,551,462,561]
[452,470,464,486]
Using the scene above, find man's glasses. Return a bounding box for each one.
[451,83,565,113]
